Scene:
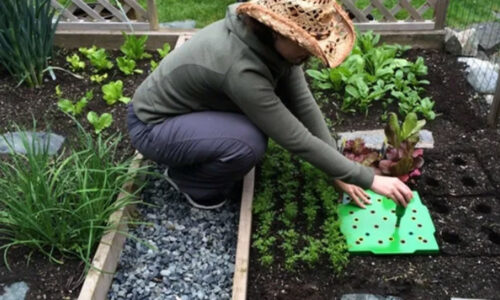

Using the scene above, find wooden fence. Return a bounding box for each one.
[52,0,448,32]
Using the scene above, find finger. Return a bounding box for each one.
[355,188,371,204]
[351,193,366,209]
[392,188,406,207]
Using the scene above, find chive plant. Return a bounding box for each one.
[0,123,146,270]
[0,0,60,87]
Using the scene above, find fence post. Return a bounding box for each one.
[488,75,500,127]
[434,0,450,30]
[147,0,159,31]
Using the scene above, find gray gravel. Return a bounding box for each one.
[108,165,239,300]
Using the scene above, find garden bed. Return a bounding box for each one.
[0,46,153,299]
[247,49,500,299]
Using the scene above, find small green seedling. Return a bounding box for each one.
[66,54,85,71]
[157,43,171,58]
[102,80,131,105]
[57,90,93,116]
[55,85,63,97]
[116,56,143,75]
[87,111,112,134]
[150,60,159,72]
[78,45,98,59]
[120,32,152,60]
[90,73,108,84]
[89,48,113,71]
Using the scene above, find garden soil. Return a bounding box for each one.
[0,48,153,299]
[0,47,499,299]
[248,49,500,300]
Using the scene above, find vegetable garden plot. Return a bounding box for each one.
[415,151,495,196]
[425,195,500,256]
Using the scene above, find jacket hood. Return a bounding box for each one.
[224,3,291,76]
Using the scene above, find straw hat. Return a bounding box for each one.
[236,0,356,68]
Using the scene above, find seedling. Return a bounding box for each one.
[102,80,131,105]
[87,111,112,134]
[157,43,171,58]
[90,73,108,84]
[150,60,159,72]
[338,190,439,254]
[116,56,143,75]
[57,90,93,116]
[120,32,152,60]
[89,48,113,71]
[78,45,98,59]
[66,54,85,71]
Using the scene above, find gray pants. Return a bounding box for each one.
[127,103,267,200]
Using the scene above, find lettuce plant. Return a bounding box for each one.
[89,48,113,72]
[57,90,93,116]
[150,60,159,72]
[116,56,143,75]
[342,138,380,167]
[120,32,152,60]
[66,54,85,71]
[379,112,425,182]
[87,111,112,134]
[79,46,98,59]
[90,73,108,84]
[157,43,171,58]
[102,80,131,105]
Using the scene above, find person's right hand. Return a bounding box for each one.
[370,175,413,207]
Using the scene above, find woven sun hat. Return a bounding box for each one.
[236,0,356,68]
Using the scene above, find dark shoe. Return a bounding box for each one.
[163,167,227,210]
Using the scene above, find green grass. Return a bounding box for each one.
[141,0,234,28]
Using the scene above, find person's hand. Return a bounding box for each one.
[333,179,371,209]
[370,175,413,207]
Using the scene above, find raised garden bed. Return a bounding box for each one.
[247,48,500,299]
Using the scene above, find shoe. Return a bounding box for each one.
[163,167,227,210]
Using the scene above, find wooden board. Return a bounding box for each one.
[77,153,143,300]
[232,168,256,300]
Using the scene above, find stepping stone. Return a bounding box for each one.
[337,129,434,150]
[0,281,29,300]
[0,131,65,155]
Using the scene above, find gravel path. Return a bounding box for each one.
[108,165,239,300]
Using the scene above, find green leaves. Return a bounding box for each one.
[102,80,131,105]
[120,32,152,60]
[89,48,113,71]
[66,54,85,71]
[306,31,436,121]
[157,43,171,58]
[385,112,425,149]
[87,111,113,134]
[0,0,60,87]
[90,73,108,84]
[116,56,143,75]
[57,90,93,116]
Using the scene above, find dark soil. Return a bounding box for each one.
[248,49,500,299]
[0,47,154,299]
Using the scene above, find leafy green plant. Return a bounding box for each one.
[379,112,425,182]
[89,48,114,71]
[79,46,98,59]
[55,85,63,97]
[120,32,152,60]
[87,111,113,134]
[0,122,145,269]
[157,43,171,58]
[102,80,131,105]
[57,90,93,116]
[0,0,60,87]
[66,54,85,71]
[116,56,143,75]
[90,73,108,84]
[150,60,159,72]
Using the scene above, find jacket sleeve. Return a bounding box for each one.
[276,65,338,149]
[222,64,374,189]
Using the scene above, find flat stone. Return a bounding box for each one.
[458,57,499,93]
[445,28,479,56]
[341,294,402,300]
[0,282,29,300]
[473,22,500,53]
[337,129,434,150]
[0,132,64,155]
[485,94,494,105]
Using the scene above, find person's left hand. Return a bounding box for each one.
[333,179,371,209]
